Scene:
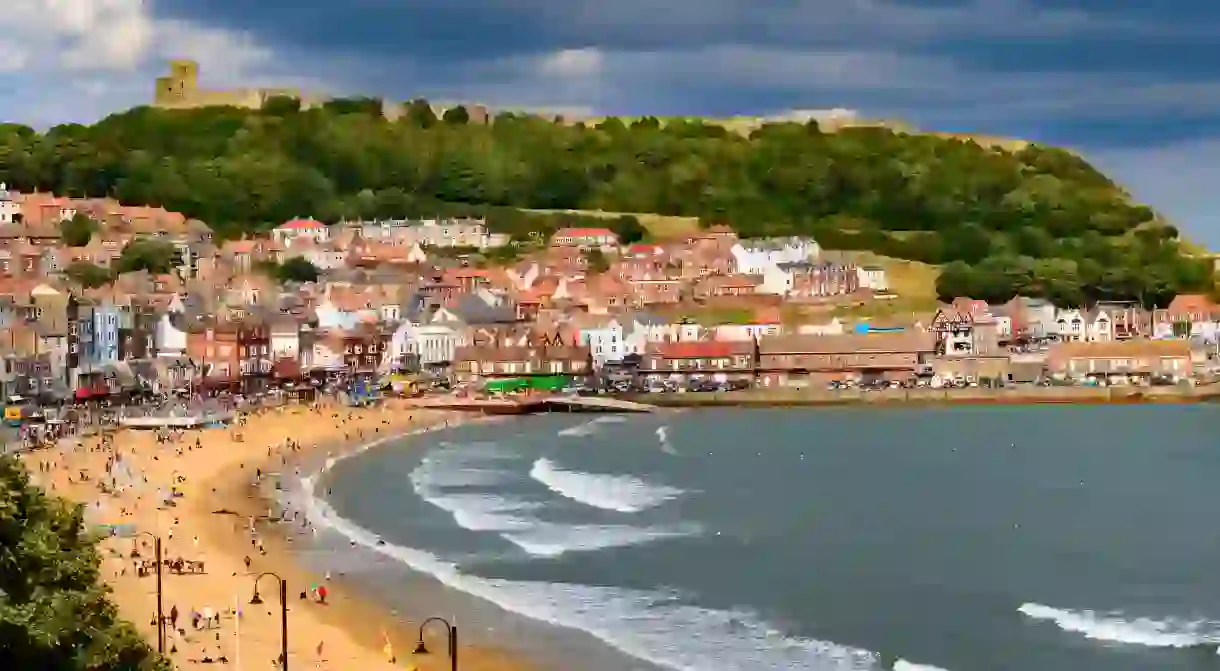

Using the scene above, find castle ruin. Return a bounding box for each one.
[153,59,320,110]
[149,60,1026,151]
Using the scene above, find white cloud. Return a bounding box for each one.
[0,0,280,125]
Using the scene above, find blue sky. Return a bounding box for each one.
[1,0,1217,246]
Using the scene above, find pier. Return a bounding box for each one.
[539,395,655,413]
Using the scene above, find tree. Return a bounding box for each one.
[403,99,437,128]
[64,261,114,288]
[610,215,646,244]
[0,101,1206,305]
[277,256,320,283]
[442,106,470,125]
[115,239,176,275]
[59,213,98,247]
[261,96,301,115]
[0,456,170,670]
[584,248,610,274]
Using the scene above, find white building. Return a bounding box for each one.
[390,322,464,367]
[273,218,330,245]
[730,237,820,275]
[0,184,18,225]
[856,265,889,292]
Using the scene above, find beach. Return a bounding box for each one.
[21,400,539,671]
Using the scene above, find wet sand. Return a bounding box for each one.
[23,400,540,671]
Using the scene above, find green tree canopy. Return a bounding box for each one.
[63,261,114,288]
[59,213,98,247]
[610,215,647,245]
[0,103,1208,305]
[584,248,610,274]
[0,456,169,670]
[275,256,320,283]
[442,105,470,125]
[115,239,176,275]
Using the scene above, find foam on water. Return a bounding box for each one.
[656,426,677,455]
[301,425,944,671]
[557,415,624,437]
[410,440,700,556]
[529,457,684,513]
[303,490,880,669]
[302,431,923,670]
[1018,602,1220,647]
[893,661,951,671]
[502,522,703,558]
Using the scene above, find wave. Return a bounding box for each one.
[657,426,677,455]
[557,415,626,437]
[411,442,698,556]
[503,522,702,558]
[300,423,939,671]
[529,457,684,513]
[1018,602,1220,648]
[304,484,881,670]
[893,661,952,671]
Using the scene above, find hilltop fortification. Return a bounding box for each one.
[151,60,1027,151]
[153,59,326,110]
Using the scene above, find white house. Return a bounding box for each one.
[714,321,781,341]
[273,218,330,245]
[625,312,679,344]
[1054,308,1086,342]
[0,184,18,225]
[314,298,361,331]
[759,264,796,295]
[390,321,464,367]
[1086,310,1112,343]
[856,265,889,292]
[154,295,187,357]
[270,320,301,360]
[730,237,820,275]
[797,318,846,336]
[580,318,648,368]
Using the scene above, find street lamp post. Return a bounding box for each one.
[131,531,165,654]
[249,571,289,671]
[412,616,457,671]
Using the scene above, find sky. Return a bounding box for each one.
[0,0,1217,246]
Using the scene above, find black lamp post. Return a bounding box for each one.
[250,571,289,671]
[131,531,165,654]
[413,616,457,671]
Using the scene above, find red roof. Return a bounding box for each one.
[654,341,745,358]
[279,218,325,230]
[626,243,662,255]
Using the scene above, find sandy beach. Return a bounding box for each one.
[22,399,540,671]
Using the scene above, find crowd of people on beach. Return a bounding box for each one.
[14,389,459,670]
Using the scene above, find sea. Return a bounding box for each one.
[287,405,1220,671]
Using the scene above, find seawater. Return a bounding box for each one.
[303,405,1220,671]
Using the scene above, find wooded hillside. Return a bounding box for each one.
[0,98,1209,306]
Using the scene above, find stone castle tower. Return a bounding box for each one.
[154,59,200,105]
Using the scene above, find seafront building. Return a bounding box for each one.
[0,185,1211,399]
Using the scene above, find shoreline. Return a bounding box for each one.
[23,401,543,671]
[616,385,1220,408]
